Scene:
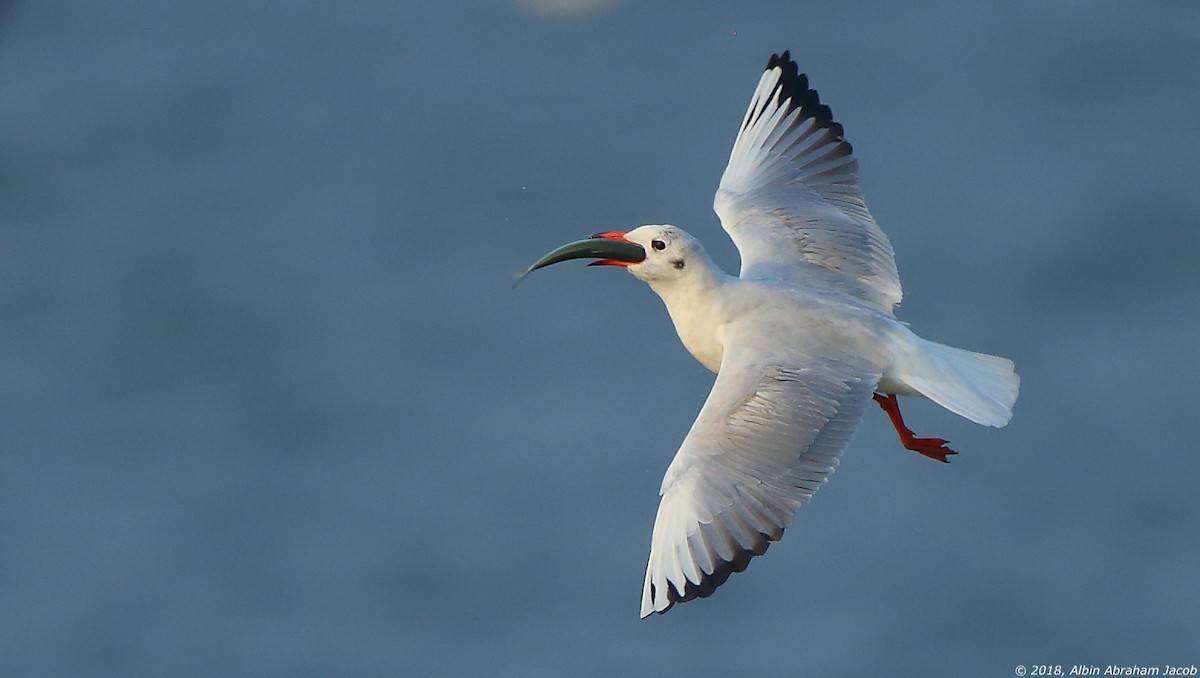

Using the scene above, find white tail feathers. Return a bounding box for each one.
[888,333,1019,428]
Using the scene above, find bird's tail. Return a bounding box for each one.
[888,331,1019,428]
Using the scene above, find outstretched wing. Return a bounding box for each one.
[640,318,886,617]
[714,51,902,311]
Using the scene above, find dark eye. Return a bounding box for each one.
[651,239,666,251]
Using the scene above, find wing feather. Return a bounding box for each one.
[639,321,885,617]
[714,51,902,310]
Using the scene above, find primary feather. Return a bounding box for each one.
[714,50,902,311]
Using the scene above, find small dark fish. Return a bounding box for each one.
[513,237,646,287]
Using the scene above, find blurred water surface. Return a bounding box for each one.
[1,2,1198,676]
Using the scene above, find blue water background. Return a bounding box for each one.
[2,2,1198,675]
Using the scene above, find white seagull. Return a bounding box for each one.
[518,51,1019,617]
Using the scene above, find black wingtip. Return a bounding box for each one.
[649,529,780,616]
[761,50,852,154]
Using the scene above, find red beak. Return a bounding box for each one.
[588,231,640,267]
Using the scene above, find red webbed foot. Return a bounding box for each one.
[872,393,958,463]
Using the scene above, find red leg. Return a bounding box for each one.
[872,393,957,463]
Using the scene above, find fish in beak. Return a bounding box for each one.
[514,231,646,285]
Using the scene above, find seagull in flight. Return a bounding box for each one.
[518,51,1019,618]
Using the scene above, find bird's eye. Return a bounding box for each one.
[651,239,666,251]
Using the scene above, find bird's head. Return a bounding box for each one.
[515,224,708,286]
[619,225,705,284]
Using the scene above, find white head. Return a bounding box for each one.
[516,223,720,290]
[618,225,713,285]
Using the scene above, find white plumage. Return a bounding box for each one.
[522,51,1019,618]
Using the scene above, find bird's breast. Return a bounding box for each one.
[681,320,725,373]
[666,301,726,373]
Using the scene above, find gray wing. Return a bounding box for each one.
[713,51,902,311]
[640,319,886,617]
